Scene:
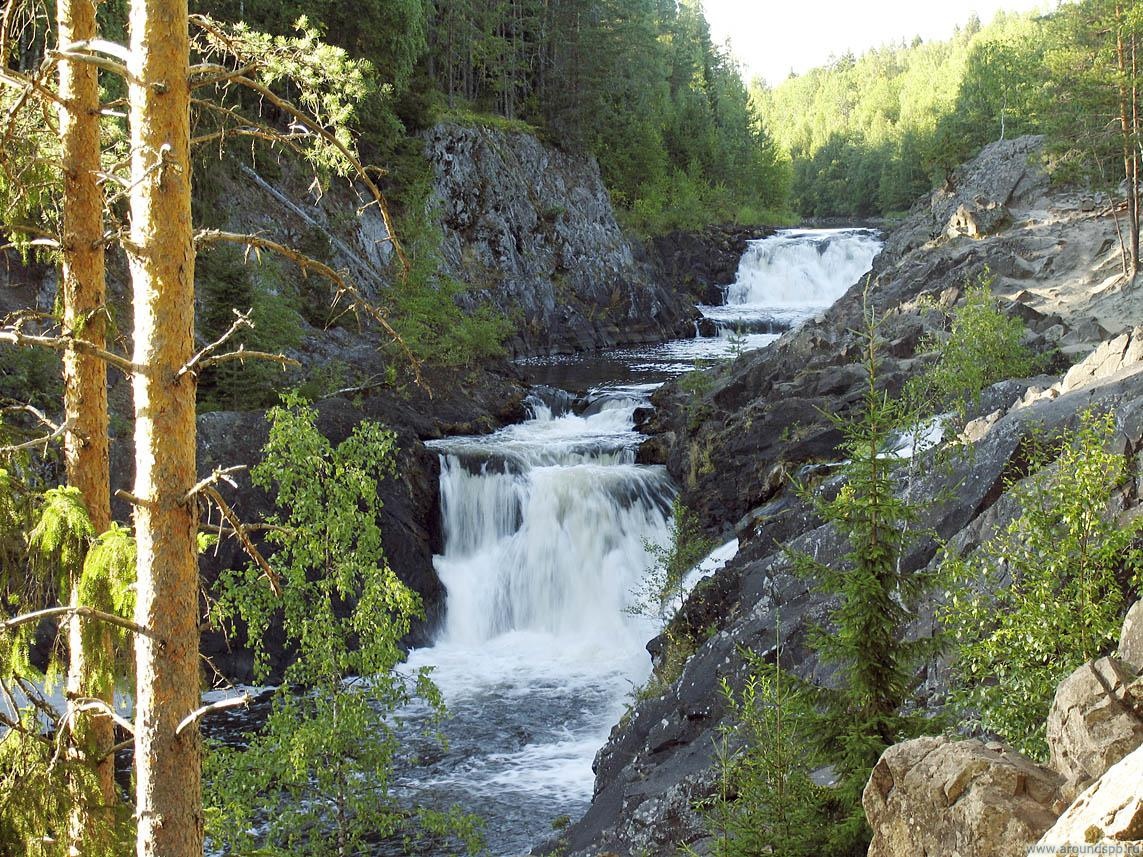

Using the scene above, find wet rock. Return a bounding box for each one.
[645,225,777,305]
[1036,743,1143,850]
[864,736,1062,857]
[1047,657,1143,803]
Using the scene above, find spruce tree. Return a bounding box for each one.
[790,301,933,855]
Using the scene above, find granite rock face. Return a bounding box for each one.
[1036,743,1143,851]
[425,122,697,355]
[863,736,1062,857]
[1046,657,1143,804]
[555,135,1143,856]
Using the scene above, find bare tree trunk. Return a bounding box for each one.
[1117,4,1139,278]
[126,0,201,855]
[56,0,115,849]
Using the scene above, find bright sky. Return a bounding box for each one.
[703,0,1053,86]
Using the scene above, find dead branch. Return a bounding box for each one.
[188,62,258,89]
[179,37,408,275]
[67,698,134,735]
[113,488,147,507]
[201,485,282,596]
[184,465,245,504]
[0,320,137,376]
[1,605,156,640]
[47,48,129,81]
[196,345,297,374]
[0,65,64,107]
[178,308,253,379]
[175,692,251,736]
[0,415,74,453]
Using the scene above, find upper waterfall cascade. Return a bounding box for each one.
[724,227,883,307]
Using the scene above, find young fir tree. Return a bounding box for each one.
[790,302,934,855]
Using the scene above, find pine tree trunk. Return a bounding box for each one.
[126,1,201,854]
[56,0,116,849]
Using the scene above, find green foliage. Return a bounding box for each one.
[700,655,834,857]
[942,409,1142,759]
[0,348,63,413]
[0,723,129,857]
[27,487,94,600]
[908,274,1035,418]
[386,183,513,367]
[788,304,935,854]
[756,10,1044,218]
[206,394,480,855]
[631,496,714,620]
[195,244,304,411]
[76,524,137,694]
[191,15,375,176]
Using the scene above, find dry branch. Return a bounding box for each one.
[175,693,251,736]
[194,228,423,385]
[201,485,282,596]
[0,319,136,376]
[0,605,156,640]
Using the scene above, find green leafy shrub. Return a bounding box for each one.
[206,394,481,855]
[909,273,1035,418]
[387,182,513,367]
[631,496,714,620]
[942,409,1143,759]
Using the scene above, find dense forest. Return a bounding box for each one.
[187,0,791,232]
[757,1,1143,226]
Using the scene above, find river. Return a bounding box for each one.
[394,227,883,855]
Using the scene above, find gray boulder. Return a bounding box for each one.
[1120,600,1143,672]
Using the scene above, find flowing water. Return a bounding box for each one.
[393,228,883,855]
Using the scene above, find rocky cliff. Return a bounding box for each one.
[550,136,1143,856]
[425,122,698,355]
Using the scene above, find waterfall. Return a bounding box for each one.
[400,392,671,851]
[723,228,882,308]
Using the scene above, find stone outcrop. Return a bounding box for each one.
[425,122,697,355]
[1036,743,1143,851]
[1121,600,1143,672]
[863,736,1062,857]
[1046,657,1143,803]
[644,225,776,305]
[947,198,1012,239]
